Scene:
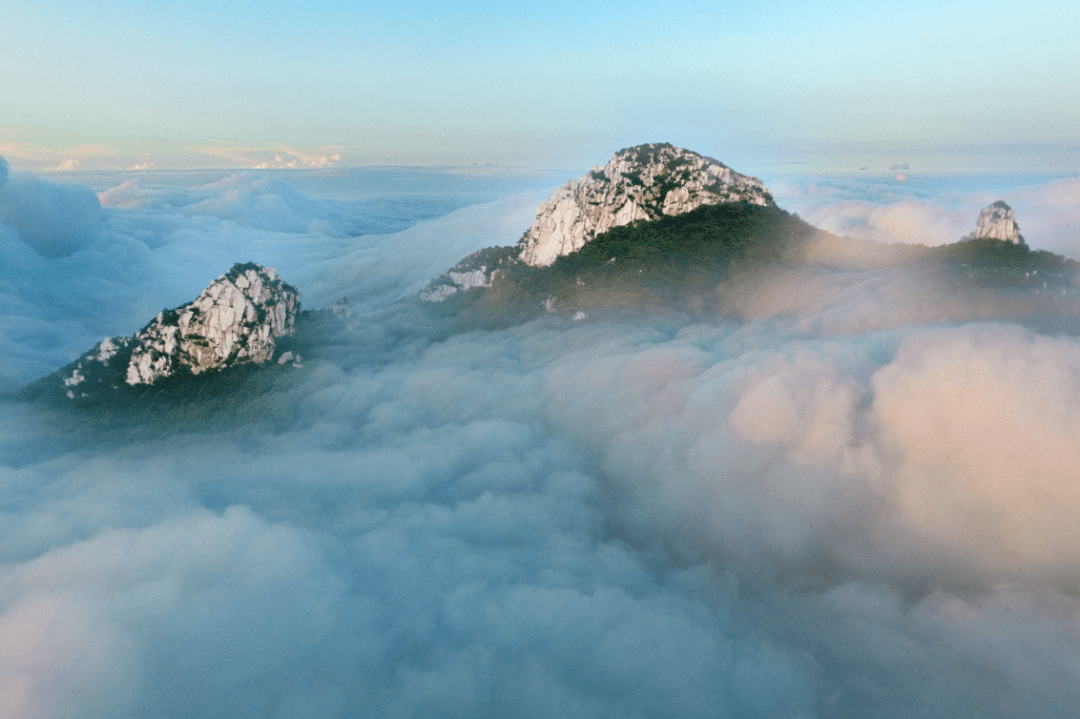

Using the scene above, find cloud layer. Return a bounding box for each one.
[3,162,1080,717]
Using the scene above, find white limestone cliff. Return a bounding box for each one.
[125,263,300,385]
[968,201,1024,244]
[516,143,773,267]
[419,247,512,302]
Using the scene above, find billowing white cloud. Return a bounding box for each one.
[540,318,1080,585]
[100,173,350,234]
[0,507,341,719]
[873,325,1080,572]
[0,171,104,256]
[801,198,966,246]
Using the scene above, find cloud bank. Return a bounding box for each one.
[3,161,1080,717]
[769,172,1080,258]
[0,172,103,256]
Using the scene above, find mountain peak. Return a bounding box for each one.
[22,263,302,404]
[126,263,300,385]
[969,200,1024,244]
[515,143,773,267]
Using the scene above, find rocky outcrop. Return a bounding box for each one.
[419,262,492,302]
[126,263,300,384]
[418,143,775,302]
[515,143,773,266]
[419,246,515,302]
[24,263,302,403]
[967,201,1024,244]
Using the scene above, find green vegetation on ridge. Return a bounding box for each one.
[449,202,821,326]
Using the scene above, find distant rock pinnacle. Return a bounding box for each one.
[515,143,773,267]
[970,201,1024,244]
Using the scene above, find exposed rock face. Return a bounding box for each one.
[419,263,492,302]
[25,262,303,403]
[515,143,773,267]
[970,201,1023,244]
[126,263,300,385]
[419,246,515,302]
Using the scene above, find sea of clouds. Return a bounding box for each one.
[2,156,1080,718]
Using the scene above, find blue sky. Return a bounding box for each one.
[2,0,1079,172]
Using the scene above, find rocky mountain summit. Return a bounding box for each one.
[127,263,299,385]
[966,200,1024,244]
[516,143,773,267]
[23,263,301,403]
[420,143,773,301]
